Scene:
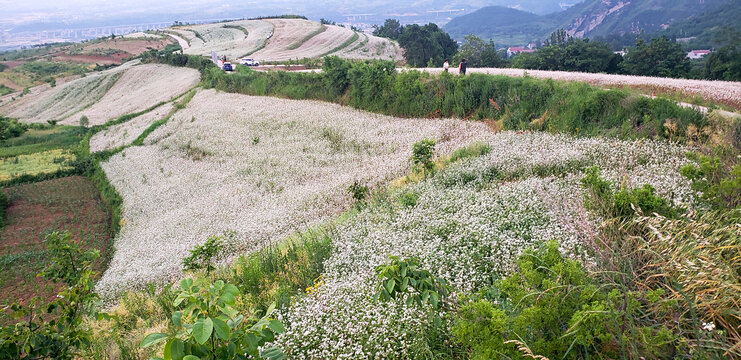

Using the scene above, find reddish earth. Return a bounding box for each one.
[0,61,24,70]
[0,176,111,308]
[52,53,129,65]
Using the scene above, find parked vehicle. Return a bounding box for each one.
[239,58,259,66]
[222,62,233,71]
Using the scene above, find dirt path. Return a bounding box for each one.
[166,33,189,50]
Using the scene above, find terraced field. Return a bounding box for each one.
[95,89,487,298]
[173,18,403,62]
[0,62,199,126]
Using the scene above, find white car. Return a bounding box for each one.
[239,58,259,66]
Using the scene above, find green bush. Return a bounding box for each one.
[581,166,678,218]
[453,241,682,359]
[374,256,450,309]
[0,232,100,360]
[411,138,436,175]
[0,191,7,228]
[140,278,286,360]
[182,235,224,275]
[681,153,741,210]
[0,116,28,140]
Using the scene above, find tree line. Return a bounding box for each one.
[373,19,741,81]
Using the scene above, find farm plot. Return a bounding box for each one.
[61,64,199,125]
[89,103,175,152]
[274,131,693,357]
[96,89,490,298]
[182,20,274,59]
[261,25,357,61]
[1,67,124,124]
[248,19,323,60]
[0,176,111,306]
[420,67,741,110]
[339,34,404,61]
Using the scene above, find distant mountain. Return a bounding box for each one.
[444,6,558,45]
[444,0,733,46]
[662,0,741,48]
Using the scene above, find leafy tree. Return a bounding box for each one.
[141,278,286,360]
[411,138,436,174]
[372,19,403,40]
[704,45,741,81]
[455,35,502,68]
[398,24,458,67]
[79,115,89,128]
[0,232,101,359]
[512,30,621,73]
[620,35,690,77]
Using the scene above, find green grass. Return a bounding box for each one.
[0,126,82,158]
[0,149,74,181]
[0,84,12,96]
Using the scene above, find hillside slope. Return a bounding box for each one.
[174,18,403,63]
[444,0,732,45]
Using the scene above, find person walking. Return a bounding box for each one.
[459,58,467,75]
[443,59,450,72]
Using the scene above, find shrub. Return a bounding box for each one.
[79,115,89,128]
[0,191,7,228]
[374,256,450,309]
[347,181,369,203]
[681,153,741,210]
[0,232,100,359]
[140,278,286,360]
[581,166,678,218]
[182,235,224,275]
[411,138,436,175]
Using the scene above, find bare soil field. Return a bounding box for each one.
[0,176,111,306]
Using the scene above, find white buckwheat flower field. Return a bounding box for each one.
[89,85,694,357]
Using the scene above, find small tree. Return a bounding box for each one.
[182,235,224,274]
[411,138,436,174]
[79,115,89,128]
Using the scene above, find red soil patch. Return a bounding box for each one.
[83,38,172,54]
[52,53,129,65]
[0,176,111,307]
[0,61,25,70]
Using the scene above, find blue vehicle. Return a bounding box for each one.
[222,62,233,71]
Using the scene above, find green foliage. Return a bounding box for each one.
[40,231,100,285]
[448,142,491,163]
[140,278,286,360]
[512,30,622,73]
[411,138,436,174]
[17,60,88,80]
[374,256,450,309]
[0,84,13,96]
[0,116,28,140]
[455,35,503,68]
[201,57,707,142]
[581,166,678,218]
[451,300,507,360]
[182,235,225,274]
[621,36,690,78]
[79,115,89,128]
[0,231,100,360]
[373,19,403,40]
[347,181,369,203]
[704,44,741,82]
[681,153,741,209]
[398,23,458,67]
[454,240,683,359]
[0,191,7,228]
